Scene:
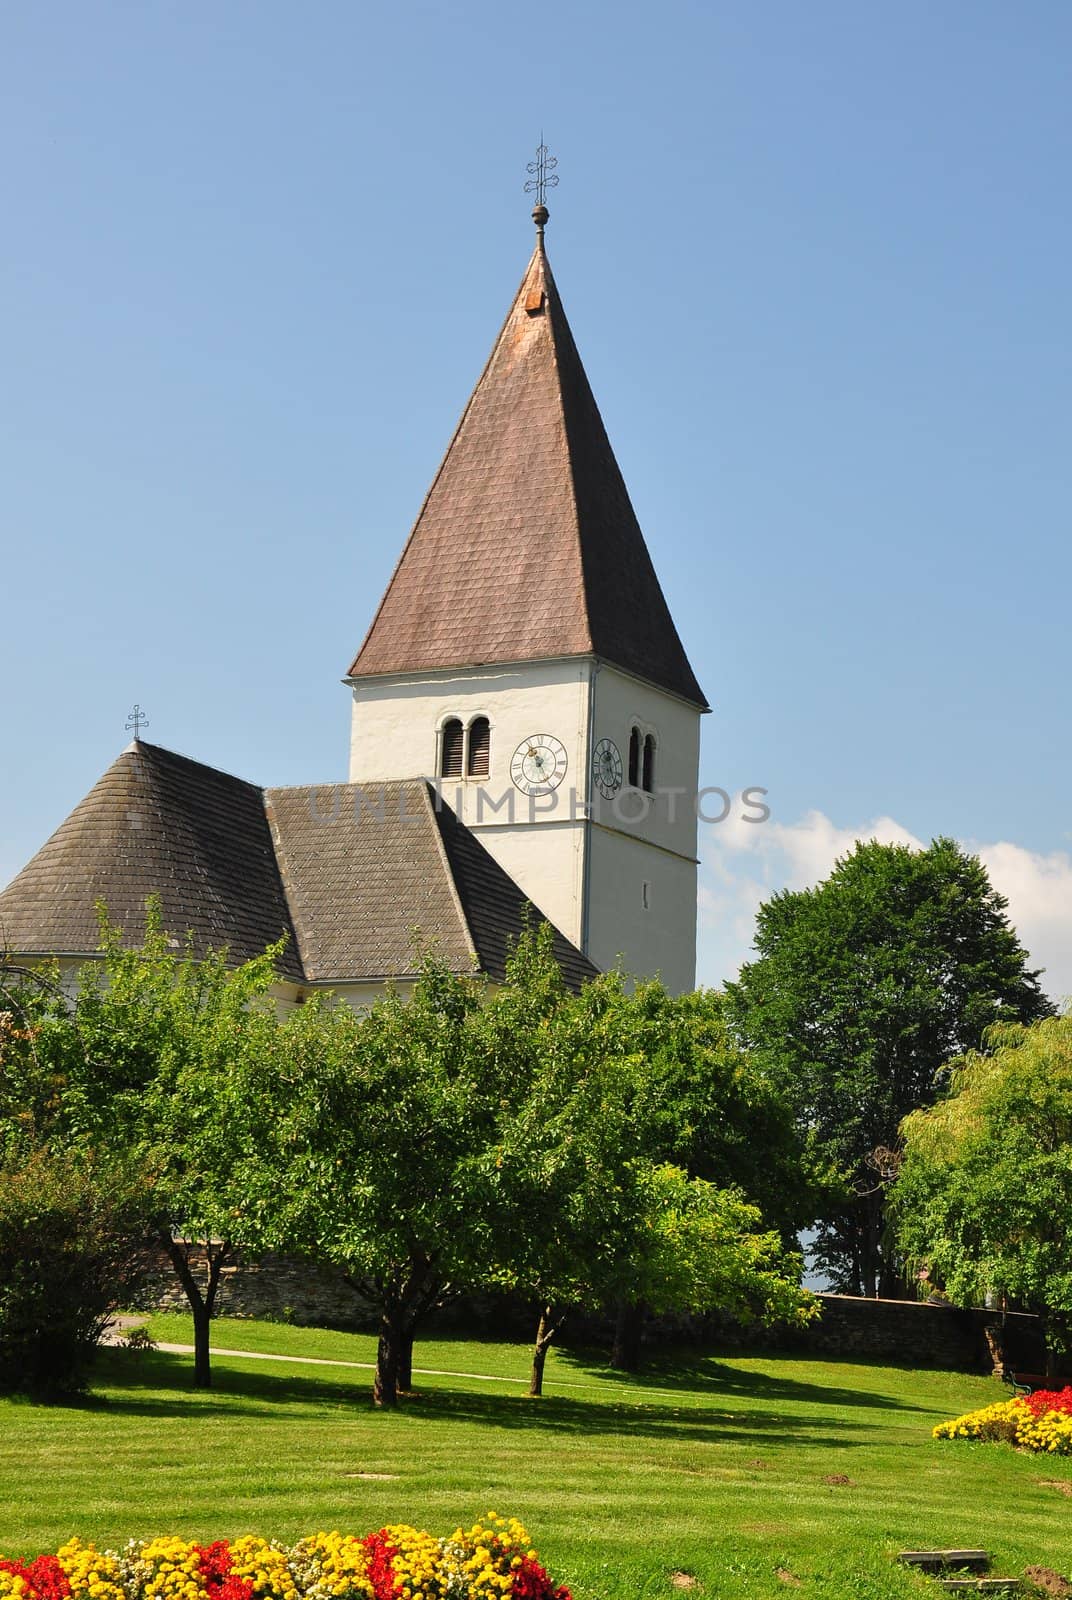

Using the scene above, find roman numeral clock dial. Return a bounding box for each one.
[593,737,623,799]
[510,734,568,795]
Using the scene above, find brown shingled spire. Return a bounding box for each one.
[347,233,706,709]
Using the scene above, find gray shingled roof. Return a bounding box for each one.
[0,741,304,979]
[348,237,707,709]
[267,779,597,987]
[0,743,598,991]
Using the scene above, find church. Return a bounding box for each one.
[0,193,707,1003]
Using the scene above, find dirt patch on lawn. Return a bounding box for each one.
[1023,1566,1072,1598]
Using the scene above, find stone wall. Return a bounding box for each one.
[136,1250,1062,1378]
[747,1293,1054,1376]
[133,1249,377,1329]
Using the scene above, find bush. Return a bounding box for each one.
[0,1148,152,1396]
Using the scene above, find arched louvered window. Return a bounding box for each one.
[642,734,656,793]
[628,726,640,788]
[440,718,464,778]
[467,716,490,777]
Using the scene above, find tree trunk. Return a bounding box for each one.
[191,1299,212,1388]
[528,1305,557,1397]
[163,1234,230,1390]
[373,1308,404,1408]
[611,1299,645,1371]
[397,1329,414,1394]
[859,1200,880,1298]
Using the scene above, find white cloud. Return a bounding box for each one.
[697,808,1072,1004]
[767,811,923,888]
[975,840,1072,1005]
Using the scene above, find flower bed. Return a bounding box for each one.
[0,1516,570,1600]
[934,1386,1072,1454]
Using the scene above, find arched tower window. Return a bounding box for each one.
[642,733,656,793]
[467,716,490,777]
[628,726,641,788]
[440,718,464,778]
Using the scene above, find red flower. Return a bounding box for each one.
[1023,1386,1072,1417]
[511,1555,571,1600]
[359,1533,401,1600]
[194,1543,253,1600]
[0,1557,72,1600]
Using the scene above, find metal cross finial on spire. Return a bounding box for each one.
[524,139,558,233]
[125,703,149,740]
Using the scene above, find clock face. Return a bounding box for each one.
[510,734,568,795]
[593,737,623,799]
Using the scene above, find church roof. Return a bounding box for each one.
[267,779,597,987]
[0,741,305,980]
[0,742,597,991]
[348,231,707,709]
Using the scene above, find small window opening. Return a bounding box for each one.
[642,734,656,793]
[628,726,640,788]
[467,716,490,777]
[441,718,464,778]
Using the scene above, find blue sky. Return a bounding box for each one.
[3,3,1070,996]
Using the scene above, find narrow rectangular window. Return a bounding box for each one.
[467,716,490,777]
[441,719,464,778]
[628,726,640,788]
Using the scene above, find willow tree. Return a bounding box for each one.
[891,1013,1072,1363]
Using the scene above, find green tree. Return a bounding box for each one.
[0,959,76,1157]
[630,1164,815,1332]
[891,1013,1072,1363]
[725,837,1052,1296]
[581,981,815,1366]
[22,905,287,1388]
[268,953,519,1409]
[482,967,815,1393]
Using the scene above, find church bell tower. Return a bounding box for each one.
[345,165,707,993]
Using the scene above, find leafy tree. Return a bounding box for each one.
[891,1014,1072,1363]
[725,838,1052,1296]
[0,959,76,1157]
[509,1154,814,1397]
[631,1164,815,1329]
[483,967,815,1393]
[575,981,815,1367]
[266,953,519,1409]
[9,905,288,1388]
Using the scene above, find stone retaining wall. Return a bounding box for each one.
[135,1248,1061,1377]
[753,1293,1053,1376]
[133,1249,376,1329]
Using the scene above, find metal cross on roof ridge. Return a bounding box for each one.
[524,138,559,214]
[125,703,149,739]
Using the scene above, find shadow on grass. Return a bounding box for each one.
[552,1344,923,1412]
[70,1349,888,1448]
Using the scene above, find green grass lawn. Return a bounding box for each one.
[1,1314,1068,1600]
